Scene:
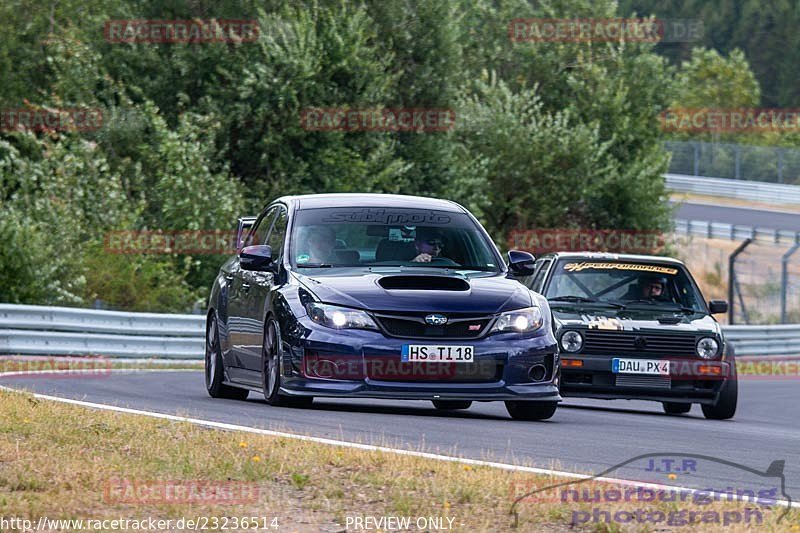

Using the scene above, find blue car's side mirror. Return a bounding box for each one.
[507,250,536,276]
[240,245,273,271]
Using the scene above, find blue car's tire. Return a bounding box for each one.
[205,314,249,400]
[505,401,557,421]
[262,319,313,408]
[432,400,472,410]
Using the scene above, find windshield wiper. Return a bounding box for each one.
[548,296,625,308]
[297,263,333,268]
[621,300,697,313]
[410,265,498,271]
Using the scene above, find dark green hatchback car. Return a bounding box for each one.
[524,252,736,420]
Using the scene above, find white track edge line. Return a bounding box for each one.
[0,369,797,510]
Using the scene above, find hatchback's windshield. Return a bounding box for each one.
[545,260,706,312]
[290,207,500,271]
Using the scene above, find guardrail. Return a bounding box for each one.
[724,325,800,357]
[665,173,800,205]
[674,218,800,244]
[0,304,203,359]
[0,304,796,358]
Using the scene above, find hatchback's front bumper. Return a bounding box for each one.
[560,353,731,405]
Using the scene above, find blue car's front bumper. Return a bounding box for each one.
[279,317,562,402]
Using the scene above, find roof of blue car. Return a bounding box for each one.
[280,193,464,211]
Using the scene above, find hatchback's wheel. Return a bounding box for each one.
[432,400,472,410]
[262,319,313,408]
[205,313,249,400]
[662,402,692,415]
[505,401,558,421]
[702,377,738,420]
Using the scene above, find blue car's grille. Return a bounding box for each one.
[373,313,493,339]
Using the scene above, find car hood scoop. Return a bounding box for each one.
[378,275,470,291]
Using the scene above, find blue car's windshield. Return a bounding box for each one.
[290,207,501,271]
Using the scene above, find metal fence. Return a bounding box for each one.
[673,221,800,326]
[0,303,795,358]
[665,140,800,184]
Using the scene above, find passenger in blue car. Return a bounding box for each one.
[411,227,445,263]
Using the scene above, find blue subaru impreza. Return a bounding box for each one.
[206,194,560,420]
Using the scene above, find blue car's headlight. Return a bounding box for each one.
[306,302,378,330]
[491,307,544,333]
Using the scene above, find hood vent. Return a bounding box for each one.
[378,275,470,291]
[656,315,683,324]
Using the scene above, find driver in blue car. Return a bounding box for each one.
[411,227,444,263]
[305,226,337,264]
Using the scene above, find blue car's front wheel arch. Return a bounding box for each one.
[261,311,314,408]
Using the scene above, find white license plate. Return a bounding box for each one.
[401,345,474,363]
[612,358,670,375]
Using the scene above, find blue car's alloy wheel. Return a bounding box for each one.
[205,313,249,400]
[262,319,313,408]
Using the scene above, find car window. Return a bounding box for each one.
[546,259,706,311]
[529,258,553,293]
[247,207,278,246]
[289,207,501,271]
[266,207,288,261]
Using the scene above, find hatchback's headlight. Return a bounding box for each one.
[306,303,378,330]
[696,337,719,359]
[560,330,583,353]
[491,307,543,333]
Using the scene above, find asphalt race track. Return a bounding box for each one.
[673,201,800,232]
[2,370,798,502]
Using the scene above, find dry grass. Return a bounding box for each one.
[1,388,798,531]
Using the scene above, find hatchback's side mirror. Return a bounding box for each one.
[240,245,273,271]
[507,250,537,276]
[708,300,728,315]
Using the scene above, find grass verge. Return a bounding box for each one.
[0,387,797,532]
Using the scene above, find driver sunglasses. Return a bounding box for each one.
[424,239,444,248]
